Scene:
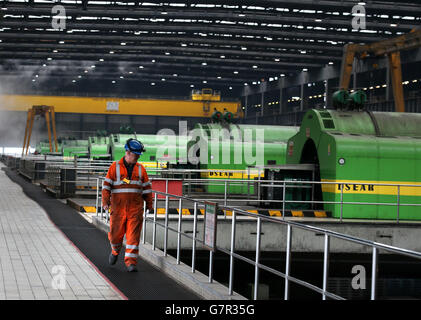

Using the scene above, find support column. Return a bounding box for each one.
[105,114,109,133]
[300,73,309,111]
[325,78,335,109]
[353,57,358,90]
[386,62,392,101]
[279,78,285,115]
[244,95,248,119]
[300,84,306,111]
[79,114,84,139]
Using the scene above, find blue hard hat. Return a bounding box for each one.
[124,138,145,155]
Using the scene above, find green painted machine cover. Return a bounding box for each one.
[287,109,421,220]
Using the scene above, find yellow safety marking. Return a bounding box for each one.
[177,208,191,215]
[141,162,168,169]
[199,209,204,215]
[0,94,239,118]
[291,210,304,217]
[224,210,233,216]
[200,169,264,179]
[157,208,166,214]
[83,206,97,213]
[247,210,258,215]
[314,211,327,218]
[321,179,421,196]
[269,210,282,217]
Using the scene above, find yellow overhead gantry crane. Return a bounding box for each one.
[22,105,58,156]
[339,28,421,112]
[191,88,221,114]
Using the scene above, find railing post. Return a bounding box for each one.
[397,185,400,224]
[322,234,330,300]
[257,168,261,204]
[371,247,378,300]
[152,193,157,250]
[192,202,198,273]
[284,224,292,300]
[164,195,169,256]
[209,250,214,283]
[253,217,262,300]
[96,178,99,217]
[340,183,344,222]
[142,200,146,244]
[247,167,250,198]
[229,210,236,295]
[282,180,286,220]
[224,180,228,218]
[177,198,182,265]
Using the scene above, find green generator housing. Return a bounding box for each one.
[62,139,89,159]
[88,136,110,160]
[192,124,299,194]
[287,109,421,220]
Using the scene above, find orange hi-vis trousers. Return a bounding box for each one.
[102,157,153,266]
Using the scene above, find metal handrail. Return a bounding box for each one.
[94,180,421,300]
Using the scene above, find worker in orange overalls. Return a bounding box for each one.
[102,138,153,272]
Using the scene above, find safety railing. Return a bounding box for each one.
[7,154,421,224]
[94,184,421,300]
[93,173,421,224]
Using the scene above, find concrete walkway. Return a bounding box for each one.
[0,163,124,300]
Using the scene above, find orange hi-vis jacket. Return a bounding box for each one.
[102,157,153,266]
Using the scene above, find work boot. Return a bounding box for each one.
[109,253,118,265]
[127,264,138,272]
